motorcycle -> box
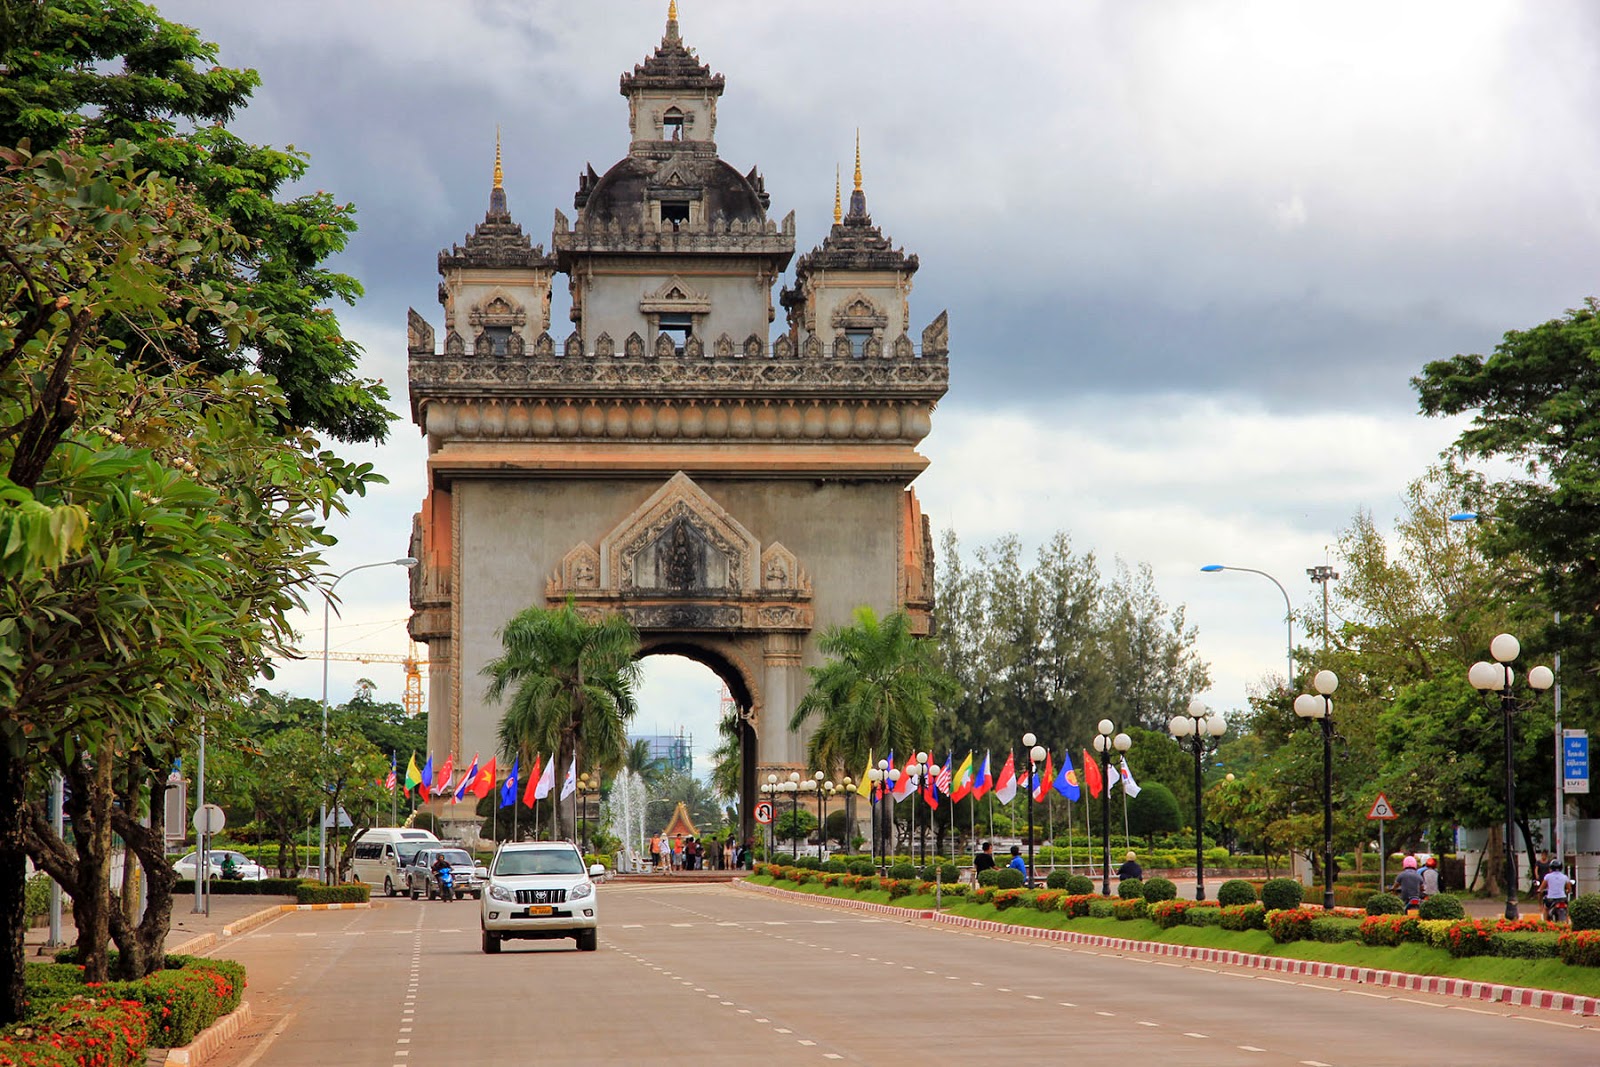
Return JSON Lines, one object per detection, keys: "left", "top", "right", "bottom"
{"left": 434, "top": 865, "right": 455, "bottom": 902}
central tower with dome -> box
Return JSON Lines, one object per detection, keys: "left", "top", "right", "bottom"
{"left": 406, "top": 4, "right": 949, "bottom": 840}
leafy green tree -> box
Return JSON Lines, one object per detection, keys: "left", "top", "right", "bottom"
{"left": 774, "top": 807, "right": 817, "bottom": 850}
{"left": 0, "top": 0, "right": 392, "bottom": 443}
{"left": 623, "top": 737, "right": 668, "bottom": 789}
{"left": 790, "top": 607, "right": 953, "bottom": 777}
{"left": 2, "top": 142, "right": 376, "bottom": 1005}
{"left": 1414, "top": 300, "right": 1600, "bottom": 727}
{"left": 1126, "top": 782, "right": 1182, "bottom": 843}
{"left": 657, "top": 770, "right": 724, "bottom": 832}
{"left": 484, "top": 600, "right": 641, "bottom": 839}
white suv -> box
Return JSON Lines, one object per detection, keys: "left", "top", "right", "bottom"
{"left": 480, "top": 841, "right": 605, "bottom": 953}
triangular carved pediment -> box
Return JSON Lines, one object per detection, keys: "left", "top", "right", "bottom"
{"left": 599, "top": 472, "right": 759, "bottom": 594}
{"left": 639, "top": 274, "right": 711, "bottom": 314}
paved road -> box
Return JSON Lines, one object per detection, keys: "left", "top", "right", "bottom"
{"left": 198, "top": 885, "right": 1597, "bottom": 1067}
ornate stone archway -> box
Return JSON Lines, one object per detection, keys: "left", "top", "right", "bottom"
{"left": 404, "top": 9, "right": 947, "bottom": 844}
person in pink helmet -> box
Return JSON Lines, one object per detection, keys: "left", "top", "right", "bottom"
{"left": 1390, "top": 854, "right": 1422, "bottom": 905}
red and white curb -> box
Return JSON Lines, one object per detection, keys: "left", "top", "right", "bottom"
{"left": 736, "top": 880, "right": 1599, "bottom": 1018}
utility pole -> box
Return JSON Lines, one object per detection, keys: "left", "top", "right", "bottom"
{"left": 1307, "top": 565, "right": 1338, "bottom": 652}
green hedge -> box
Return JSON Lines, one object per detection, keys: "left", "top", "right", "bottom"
{"left": 1418, "top": 893, "right": 1465, "bottom": 920}
{"left": 295, "top": 882, "right": 369, "bottom": 905}
{"left": 1568, "top": 893, "right": 1600, "bottom": 931}
{"left": 994, "top": 868, "right": 1025, "bottom": 890}
{"left": 1185, "top": 906, "right": 1223, "bottom": 927}
{"left": 1142, "top": 877, "right": 1177, "bottom": 902}
{"left": 1261, "top": 878, "right": 1303, "bottom": 911}
{"left": 1216, "top": 879, "right": 1256, "bottom": 906}
{"left": 1489, "top": 932, "right": 1562, "bottom": 960}
{"left": 1088, "top": 900, "right": 1116, "bottom": 918}
{"left": 1365, "top": 892, "right": 1403, "bottom": 915}
{"left": 21, "top": 955, "right": 245, "bottom": 1050}
{"left": 1220, "top": 904, "right": 1266, "bottom": 931}
{"left": 1117, "top": 878, "right": 1143, "bottom": 899}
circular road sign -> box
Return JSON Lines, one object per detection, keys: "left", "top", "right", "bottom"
{"left": 192, "top": 803, "right": 226, "bottom": 835}
{"left": 754, "top": 800, "right": 774, "bottom": 825}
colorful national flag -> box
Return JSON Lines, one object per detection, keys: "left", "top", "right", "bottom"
{"left": 385, "top": 757, "right": 397, "bottom": 792}
{"left": 971, "top": 750, "right": 992, "bottom": 800}
{"left": 523, "top": 753, "right": 545, "bottom": 808}
{"left": 1082, "top": 749, "right": 1103, "bottom": 799}
{"left": 404, "top": 753, "right": 422, "bottom": 796}
{"left": 1032, "top": 752, "right": 1054, "bottom": 804}
{"left": 559, "top": 755, "right": 577, "bottom": 801}
{"left": 453, "top": 753, "right": 481, "bottom": 803}
{"left": 1053, "top": 750, "right": 1081, "bottom": 801}
{"left": 936, "top": 753, "right": 953, "bottom": 796}
{"left": 501, "top": 758, "right": 520, "bottom": 807}
{"left": 893, "top": 756, "right": 918, "bottom": 800}
{"left": 433, "top": 755, "right": 454, "bottom": 794}
{"left": 856, "top": 751, "right": 874, "bottom": 798}
{"left": 994, "top": 751, "right": 1018, "bottom": 805}
{"left": 950, "top": 751, "right": 974, "bottom": 803}
{"left": 472, "top": 756, "right": 497, "bottom": 799}
{"left": 532, "top": 754, "right": 555, "bottom": 800}
{"left": 1118, "top": 755, "right": 1142, "bottom": 798}
{"left": 417, "top": 754, "right": 433, "bottom": 801}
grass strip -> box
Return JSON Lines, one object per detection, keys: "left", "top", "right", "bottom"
{"left": 746, "top": 877, "right": 1600, "bottom": 998}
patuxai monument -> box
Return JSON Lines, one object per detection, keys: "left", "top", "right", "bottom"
{"left": 405, "top": 5, "right": 948, "bottom": 839}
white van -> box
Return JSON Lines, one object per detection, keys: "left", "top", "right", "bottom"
{"left": 350, "top": 827, "right": 441, "bottom": 897}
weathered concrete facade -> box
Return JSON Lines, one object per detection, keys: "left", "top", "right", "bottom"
{"left": 405, "top": 7, "right": 948, "bottom": 836}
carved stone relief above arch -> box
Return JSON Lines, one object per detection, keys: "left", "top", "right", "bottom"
{"left": 564, "top": 331, "right": 584, "bottom": 358}
{"left": 892, "top": 332, "right": 914, "bottom": 360}
{"left": 468, "top": 293, "right": 528, "bottom": 331}
{"left": 444, "top": 329, "right": 465, "bottom": 356}
{"left": 533, "top": 331, "right": 554, "bottom": 358}
{"left": 625, "top": 331, "right": 645, "bottom": 359}
{"left": 714, "top": 333, "right": 734, "bottom": 359}
{"left": 802, "top": 334, "right": 822, "bottom": 359}
{"left": 832, "top": 334, "right": 852, "bottom": 360}
{"left": 685, "top": 334, "right": 705, "bottom": 359}
{"left": 595, "top": 331, "right": 615, "bottom": 358}
{"left": 743, "top": 334, "right": 763, "bottom": 359}
{"left": 654, "top": 332, "right": 675, "bottom": 358}
{"left": 862, "top": 336, "right": 883, "bottom": 359}
{"left": 544, "top": 472, "right": 813, "bottom": 634}
{"left": 772, "top": 334, "right": 794, "bottom": 359}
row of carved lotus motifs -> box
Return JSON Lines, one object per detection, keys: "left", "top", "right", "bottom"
{"left": 422, "top": 397, "right": 935, "bottom": 443}
{"left": 408, "top": 356, "right": 948, "bottom": 390}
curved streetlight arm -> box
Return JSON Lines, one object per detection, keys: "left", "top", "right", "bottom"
{"left": 318, "top": 557, "right": 417, "bottom": 883}
{"left": 1202, "top": 564, "right": 1294, "bottom": 685}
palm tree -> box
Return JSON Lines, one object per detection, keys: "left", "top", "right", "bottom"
{"left": 484, "top": 598, "right": 641, "bottom": 838}
{"left": 623, "top": 738, "right": 668, "bottom": 788}
{"left": 789, "top": 606, "right": 955, "bottom": 778}
{"left": 707, "top": 707, "right": 742, "bottom": 803}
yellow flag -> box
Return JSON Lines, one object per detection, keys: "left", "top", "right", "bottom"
{"left": 856, "top": 750, "right": 874, "bottom": 797}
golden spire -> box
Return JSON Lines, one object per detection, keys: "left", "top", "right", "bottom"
{"left": 493, "top": 126, "right": 503, "bottom": 190}
{"left": 669, "top": 0, "right": 678, "bottom": 19}
{"left": 853, "top": 129, "right": 862, "bottom": 191}
{"left": 833, "top": 165, "right": 842, "bottom": 224}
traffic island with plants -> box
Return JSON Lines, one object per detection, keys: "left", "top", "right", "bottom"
{"left": 1, "top": 954, "right": 247, "bottom": 1066}
{"left": 745, "top": 865, "right": 1600, "bottom": 1001}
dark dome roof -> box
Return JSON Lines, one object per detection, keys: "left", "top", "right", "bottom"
{"left": 577, "top": 155, "right": 766, "bottom": 227}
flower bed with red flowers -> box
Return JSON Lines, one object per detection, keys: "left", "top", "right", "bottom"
{"left": 1558, "top": 929, "right": 1600, "bottom": 967}
{"left": 1030, "top": 890, "right": 1064, "bottom": 913}
{"left": 1056, "top": 893, "right": 1099, "bottom": 918}
{"left": 20, "top": 956, "right": 245, "bottom": 1052}
{"left": 0, "top": 995, "right": 149, "bottom": 1067}
{"left": 880, "top": 878, "right": 913, "bottom": 900}
{"left": 1445, "top": 919, "right": 1495, "bottom": 958}
{"left": 991, "top": 889, "right": 1027, "bottom": 911}
{"left": 1265, "top": 907, "right": 1318, "bottom": 943}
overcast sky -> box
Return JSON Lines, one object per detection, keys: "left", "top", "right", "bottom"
{"left": 163, "top": 0, "right": 1600, "bottom": 779}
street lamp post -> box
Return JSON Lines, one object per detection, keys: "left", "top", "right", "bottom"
{"left": 1201, "top": 564, "right": 1294, "bottom": 687}
{"left": 868, "top": 762, "right": 885, "bottom": 868}
{"left": 1170, "top": 697, "right": 1227, "bottom": 900}
{"left": 911, "top": 752, "right": 931, "bottom": 866}
{"left": 766, "top": 774, "right": 778, "bottom": 861}
{"left": 1294, "top": 670, "right": 1340, "bottom": 911}
{"left": 840, "top": 776, "right": 854, "bottom": 854}
{"left": 813, "top": 771, "right": 827, "bottom": 861}
{"left": 1092, "top": 720, "right": 1132, "bottom": 895}
{"left": 1467, "top": 634, "right": 1555, "bottom": 920}
{"left": 885, "top": 765, "right": 901, "bottom": 867}
{"left": 788, "top": 771, "right": 801, "bottom": 859}
{"left": 1022, "top": 732, "right": 1046, "bottom": 887}
{"left": 320, "top": 557, "right": 417, "bottom": 883}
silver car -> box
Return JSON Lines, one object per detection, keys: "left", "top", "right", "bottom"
{"left": 405, "top": 847, "right": 486, "bottom": 900}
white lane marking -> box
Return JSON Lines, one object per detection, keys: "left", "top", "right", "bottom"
{"left": 1301, "top": 1060, "right": 1334, "bottom": 1066}
{"left": 1396, "top": 997, "right": 1446, "bottom": 1009}
{"left": 775, "top": 1028, "right": 792, "bottom": 1034}
{"left": 1238, "top": 1047, "right": 1266, "bottom": 1053}
{"left": 1183, "top": 1033, "right": 1208, "bottom": 1039}
{"left": 1059, "top": 1002, "right": 1076, "bottom": 1008}
{"left": 1509, "top": 1015, "right": 1584, "bottom": 1029}
{"left": 1343, "top": 990, "right": 1388, "bottom": 1000}
{"left": 1137, "top": 1021, "right": 1158, "bottom": 1028}
{"left": 1026, "top": 995, "right": 1042, "bottom": 1001}
{"left": 798, "top": 1039, "right": 816, "bottom": 1046}
{"left": 1095, "top": 1011, "right": 1115, "bottom": 1017}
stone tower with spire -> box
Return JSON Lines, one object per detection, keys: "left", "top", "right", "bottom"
{"left": 406, "top": 5, "right": 948, "bottom": 834}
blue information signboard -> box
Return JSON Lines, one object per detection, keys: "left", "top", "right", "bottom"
{"left": 1564, "top": 730, "right": 1589, "bottom": 795}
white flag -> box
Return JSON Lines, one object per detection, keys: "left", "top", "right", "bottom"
{"left": 559, "top": 754, "right": 577, "bottom": 800}
{"left": 533, "top": 754, "right": 556, "bottom": 800}
{"left": 1118, "top": 755, "right": 1142, "bottom": 798}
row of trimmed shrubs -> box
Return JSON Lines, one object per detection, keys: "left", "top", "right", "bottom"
{"left": 13, "top": 953, "right": 247, "bottom": 1062}
{"left": 173, "top": 878, "right": 369, "bottom": 904}
{"left": 776, "top": 850, "right": 1273, "bottom": 872}
{"left": 753, "top": 866, "right": 1600, "bottom": 970}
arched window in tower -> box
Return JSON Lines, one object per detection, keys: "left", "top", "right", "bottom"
{"left": 662, "top": 107, "right": 684, "bottom": 140}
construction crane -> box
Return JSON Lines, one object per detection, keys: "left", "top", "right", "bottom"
{"left": 311, "top": 644, "right": 429, "bottom": 718}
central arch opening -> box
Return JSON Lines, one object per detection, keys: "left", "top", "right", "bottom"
{"left": 632, "top": 644, "right": 758, "bottom": 860}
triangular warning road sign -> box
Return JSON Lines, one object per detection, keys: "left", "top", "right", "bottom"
{"left": 1366, "top": 793, "right": 1398, "bottom": 820}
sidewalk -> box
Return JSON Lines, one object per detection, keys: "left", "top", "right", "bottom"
{"left": 25, "top": 894, "right": 296, "bottom": 959}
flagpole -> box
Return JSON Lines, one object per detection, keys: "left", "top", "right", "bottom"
{"left": 1122, "top": 788, "right": 1130, "bottom": 849}
{"left": 1067, "top": 799, "right": 1075, "bottom": 875}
